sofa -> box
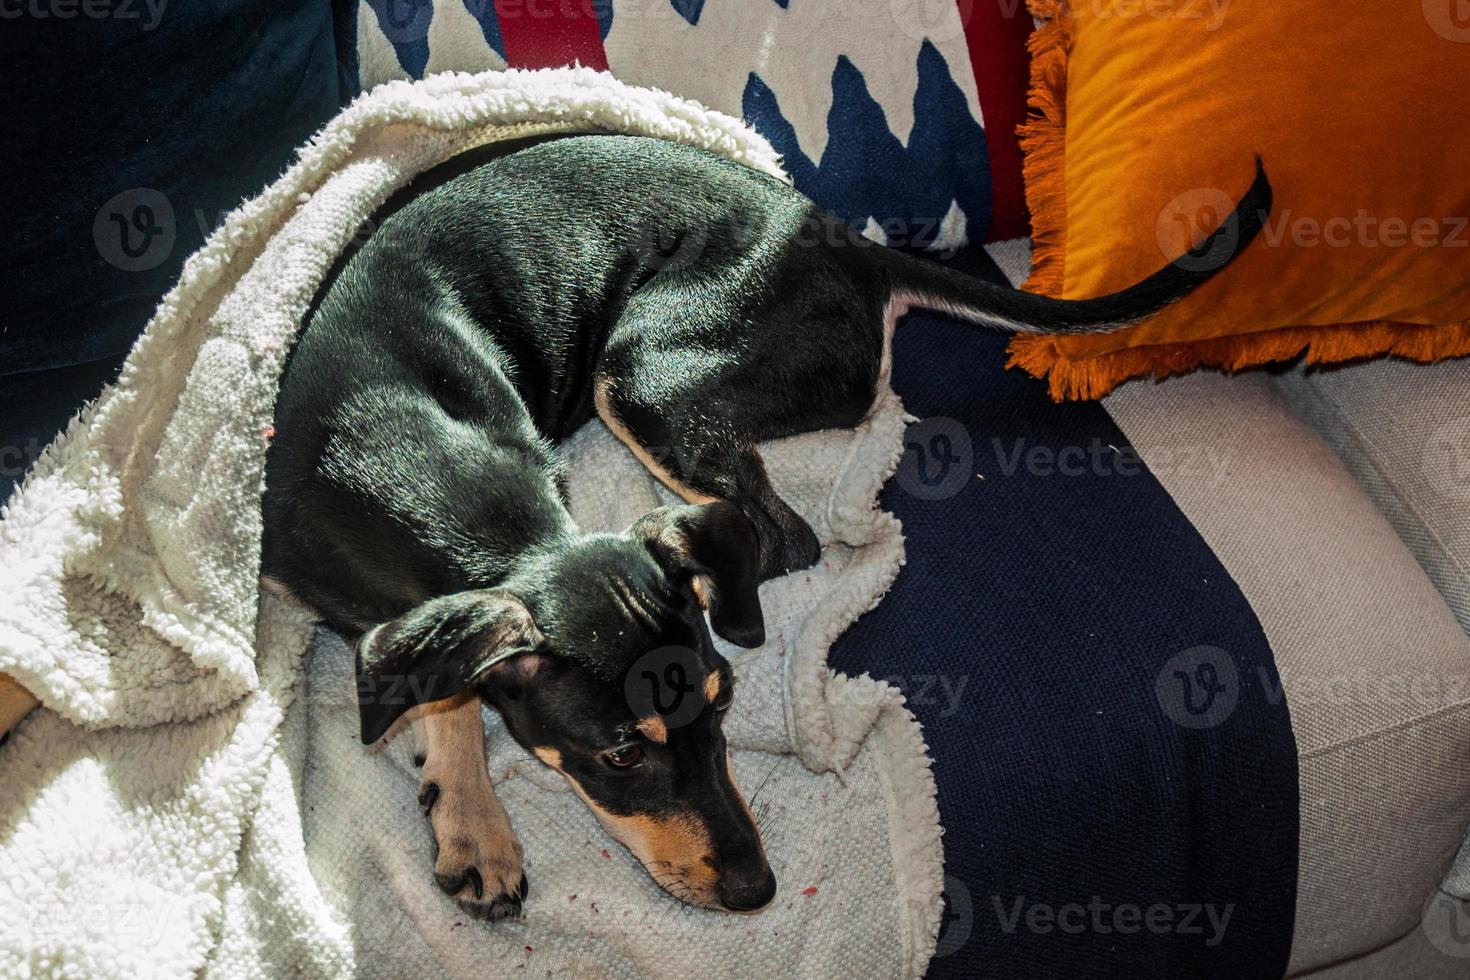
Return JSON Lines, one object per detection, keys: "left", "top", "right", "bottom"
{"left": 3, "top": 2, "right": 1468, "bottom": 977}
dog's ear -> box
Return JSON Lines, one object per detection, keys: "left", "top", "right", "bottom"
{"left": 634, "top": 502, "right": 765, "bottom": 648}
{"left": 355, "top": 589, "right": 543, "bottom": 744}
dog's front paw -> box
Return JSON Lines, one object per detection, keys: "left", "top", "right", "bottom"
{"left": 779, "top": 515, "right": 821, "bottom": 575}
{"left": 757, "top": 507, "right": 821, "bottom": 580}
{"left": 419, "top": 777, "right": 528, "bottom": 920}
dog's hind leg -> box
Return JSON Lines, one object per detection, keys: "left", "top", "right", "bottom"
{"left": 412, "top": 693, "right": 528, "bottom": 919}
{"left": 594, "top": 362, "right": 818, "bottom": 582}
{"left": 594, "top": 288, "right": 880, "bottom": 581}
{"left": 598, "top": 375, "right": 815, "bottom": 582}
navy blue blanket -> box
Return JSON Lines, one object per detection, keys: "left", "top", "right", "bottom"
{"left": 830, "top": 251, "right": 1299, "bottom": 978}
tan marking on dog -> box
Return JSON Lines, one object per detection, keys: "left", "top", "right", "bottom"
{"left": 258, "top": 574, "right": 319, "bottom": 614}
{"left": 637, "top": 715, "right": 669, "bottom": 744}
{"left": 413, "top": 693, "right": 525, "bottom": 914}
{"left": 558, "top": 773, "right": 723, "bottom": 908}
{"left": 594, "top": 376, "right": 717, "bottom": 505}
{"left": 689, "top": 575, "right": 710, "bottom": 609}
{"left": 532, "top": 746, "right": 563, "bottom": 768}
{"left": 0, "top": 672, "right": 38, "bottom": 741}
{"left": 877, "top": 293, "right": 909, "bottom": 385}
{"left": 704, "top": 671, "right": 722, "bottom": 704}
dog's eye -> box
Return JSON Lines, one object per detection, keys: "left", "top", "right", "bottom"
{"left": 602, "top": 744, "right": 645, "bottom": 769}
{"left": 714, "top": 687, "right": 734, "bottom": 713}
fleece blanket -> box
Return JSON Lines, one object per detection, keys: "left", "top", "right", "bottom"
{"left": 0, "top": 68, "right": 941, "bottom": 978}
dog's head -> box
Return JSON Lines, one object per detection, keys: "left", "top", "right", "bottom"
{"left": 355, "top": 502, "right": 776, "bottom": 913}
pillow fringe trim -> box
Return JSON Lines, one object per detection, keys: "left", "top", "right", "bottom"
{"left": 1009, "top": 321, "right": 1470, "bottom": 402}
{"left": 1016, "top": 0, "right": 1070, "bottom": 299}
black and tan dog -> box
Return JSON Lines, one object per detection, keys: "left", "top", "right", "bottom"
{"left": 261, "top": 134, "right": 1269, "bottom": 919}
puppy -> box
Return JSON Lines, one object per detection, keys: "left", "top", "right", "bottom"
{"left": 261, "top": 134, "right": 1269, "bottom": 918}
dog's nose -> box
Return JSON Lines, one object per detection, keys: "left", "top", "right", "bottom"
{"left": 717, "top": 866, "right": 777, "bottom": 912}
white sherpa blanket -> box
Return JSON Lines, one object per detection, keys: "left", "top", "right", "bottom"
{"left": 0, "top": 68, "right": 941, "bottom": 979}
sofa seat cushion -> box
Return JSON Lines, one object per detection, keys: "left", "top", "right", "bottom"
{"left": 1274, "top": 358, "right": 1470, "bottom": 638}
{"left": 1106, "top": 372, "right": 1470, "bottom": 975}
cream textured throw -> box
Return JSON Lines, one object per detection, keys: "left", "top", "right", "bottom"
{"left": 0, "top": 68, "right": 941, "bottom": 978}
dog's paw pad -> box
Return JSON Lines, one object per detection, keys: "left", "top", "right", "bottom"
{"left": 418, "top": 770, "right": 525, "bottom": 919}
{"left": 469, "top": 889, "right": 525, "bottom": 922}
{"left": 434, "top": 864, "right": 484, "bottom": 899}
{"left": 783, "top": 519, "right": 821, "bottom": 573}
{"left": 430, "top": 830, "right": 527, "bottom": 920}
{"left": 439, "top": 866, "right": 529, "bottom": 920}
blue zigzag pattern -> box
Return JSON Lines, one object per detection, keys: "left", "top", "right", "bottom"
{"left": 672, "top": 0, "right": 785, "bottom": 28}
{"left": 365, "top": 0, "right": 435, "bottom": 78}
{"left": 669, "top": 0, "right": 704, "bottom": 25}
{"left": 367, "top": 0, "right": 615, "bottom": 79}
{"left": 363, "top": 7, "right": 987, "bottom": 246}
{"left": 743, "top": 41, "right": 991, "bottom": 248}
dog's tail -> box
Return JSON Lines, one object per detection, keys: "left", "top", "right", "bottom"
{"left": 883, "top": 157, "right": 1271, "bottom": 335}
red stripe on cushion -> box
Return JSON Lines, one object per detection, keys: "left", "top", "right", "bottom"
{"left": 959, "top": 0, "right": 1034, "bottom": 241}
{"left": 492, "top": 0, "right": 608, "bottom": 72}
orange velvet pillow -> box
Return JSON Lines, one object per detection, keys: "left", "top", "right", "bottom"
{"left": 1010, "top": 0, "right": 1470, "bottom": 400}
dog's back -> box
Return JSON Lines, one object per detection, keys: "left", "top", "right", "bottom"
{"left": 262, "top": 135, "right": 804, "bottom": 635}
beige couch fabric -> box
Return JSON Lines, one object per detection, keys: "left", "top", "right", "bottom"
{"left": 1274, "top": 358, "right": 1470, "bottom": 637}
{"left": 1105, "top": 372, "right": 1470, "bottom": 976}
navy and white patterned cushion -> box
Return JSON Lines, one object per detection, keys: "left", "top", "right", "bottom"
{"left": 357, "top": 0, "right": 1033, "bottom": 250}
